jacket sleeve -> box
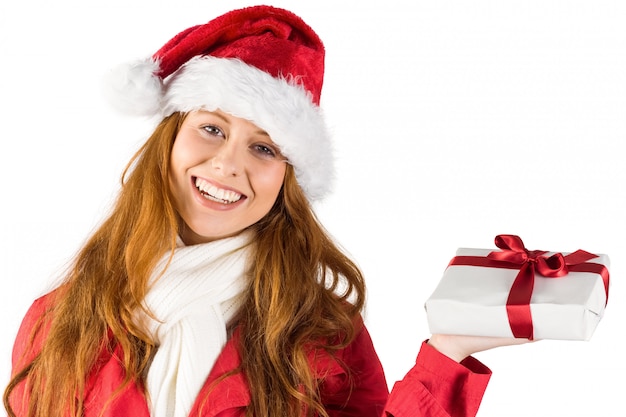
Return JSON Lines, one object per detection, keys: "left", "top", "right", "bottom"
{"left": 383, "top": 341, "right": 491, "bottom": 417}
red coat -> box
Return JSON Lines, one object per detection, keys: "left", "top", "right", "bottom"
{"left": 9, "top": 293, "right": 491, "bottom": 417}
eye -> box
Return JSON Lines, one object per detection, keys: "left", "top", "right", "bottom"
{"left": 201, "top": 125, "right": 225, "bottom": 138}
{"left": 251, "top": 143, "right": 279, "bottom": 160}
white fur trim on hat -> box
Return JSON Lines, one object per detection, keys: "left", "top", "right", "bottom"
{"left": 161, "top": 56, "right": 334, "bottom": 202}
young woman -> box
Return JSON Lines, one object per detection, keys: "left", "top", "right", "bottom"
{"left": 4, "top": 5, "right": 528, "bottom": 417}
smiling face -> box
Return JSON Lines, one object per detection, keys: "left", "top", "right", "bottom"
{"left": 169, "top": 110, "right": 287, "bottom": 245}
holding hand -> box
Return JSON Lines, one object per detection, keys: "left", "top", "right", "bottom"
{"left": 427, "top": 333, "right": 535, "bottom": 362}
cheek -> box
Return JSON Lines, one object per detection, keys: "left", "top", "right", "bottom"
{"left": 251, "top": 164, "right": 285, "bottom": 204}
{"left": 170, "top": 132, "right": 208, "bottom": 168}
{"left": 168, "top": 152, "right": 183, "bottom": 189}
{"left": 264, "top": 165, "right": 287, "bottom": 196}
{"left": 168, "top": 143, "right": 193, "bottom": 198}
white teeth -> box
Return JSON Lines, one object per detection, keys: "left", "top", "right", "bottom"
{"left": 195, "top": 178, "right": 242, "bottom": 203}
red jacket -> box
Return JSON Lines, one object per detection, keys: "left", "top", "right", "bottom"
{"left": 9, "top": 293, "right": 491, "bottom": 417}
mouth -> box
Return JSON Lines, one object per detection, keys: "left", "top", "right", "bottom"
{"left": 194, "top": 177, "right": 244, "bottom": 204}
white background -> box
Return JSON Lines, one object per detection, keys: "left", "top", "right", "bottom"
{"left": 1, "top": 1, "right": 624, "bottom": 416}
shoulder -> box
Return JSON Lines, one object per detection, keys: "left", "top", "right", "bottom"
{"left": 11, "top": 289, "right": 60, "bottom": 371}
{"left": 337, "top": 316, "right": 387, "bottom": 384}
{"left": 315, "top": 316, "right": 390, "bottom": 412}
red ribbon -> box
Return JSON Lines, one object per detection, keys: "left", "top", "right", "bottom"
{"left": 448, "top": 235, "right": 610, "bottom": 340}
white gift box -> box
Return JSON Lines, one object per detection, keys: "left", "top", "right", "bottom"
{"left": 425, "top": 246, "right": 610, "bottom": 341}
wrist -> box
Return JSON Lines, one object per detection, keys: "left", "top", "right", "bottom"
{"left": 427, "top": 334, "right": 469, "bottom": 363}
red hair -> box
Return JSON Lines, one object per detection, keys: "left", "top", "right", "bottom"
{"left": 4, "top": 113, "right": 366, "bottom": 417}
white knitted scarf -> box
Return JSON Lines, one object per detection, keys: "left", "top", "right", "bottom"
{"left": 138, "top": 231, "right": 252, "bottom": 417}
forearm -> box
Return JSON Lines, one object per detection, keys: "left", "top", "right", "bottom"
{"left": 384, "top": 341, "right": 491, "bottom": 417}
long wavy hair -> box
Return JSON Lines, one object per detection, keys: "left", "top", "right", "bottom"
{"left": 4, "top": 112, "right": 366, "bottom": 417}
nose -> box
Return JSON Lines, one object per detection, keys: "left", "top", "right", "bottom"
{"left": 210, "top": 139, "right": 243, "bottom": 177}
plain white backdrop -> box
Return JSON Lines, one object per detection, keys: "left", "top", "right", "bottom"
{"left": 1, "top": 1, "right": 624, "bottom": 416}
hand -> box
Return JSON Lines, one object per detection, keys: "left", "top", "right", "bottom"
{"left": 427, "top": 333, "right": 535, "bottom": 363}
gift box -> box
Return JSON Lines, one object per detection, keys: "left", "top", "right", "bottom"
{"left": 424, "top": 235, "right": 610, "bottom": 340}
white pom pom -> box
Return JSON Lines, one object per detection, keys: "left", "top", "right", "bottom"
{"left": 101, "top": 58, "right": 163, "bottom": 116}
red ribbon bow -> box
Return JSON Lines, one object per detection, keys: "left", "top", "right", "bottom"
{"left": 449, "top": 235, "right": 609, "bottom": 340}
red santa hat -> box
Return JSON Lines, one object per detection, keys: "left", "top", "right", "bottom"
{"left": 103, "top": 5, "right": 333, "bottom": 201}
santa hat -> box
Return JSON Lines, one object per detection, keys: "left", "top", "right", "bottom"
{"left": 103, "top": 5, "right": 333, "bottom": 201}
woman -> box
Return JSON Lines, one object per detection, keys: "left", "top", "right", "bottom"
{"left": 4, "top": 5, "right": 527, "bottom": 417}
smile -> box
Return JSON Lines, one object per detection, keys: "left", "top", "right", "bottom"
{"left": 194, "top": 177, "right": 243, "bottom": 204}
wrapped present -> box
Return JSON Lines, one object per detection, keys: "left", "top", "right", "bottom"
{"left": 424, "top": 235, "right": 610, "bottom": 340}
